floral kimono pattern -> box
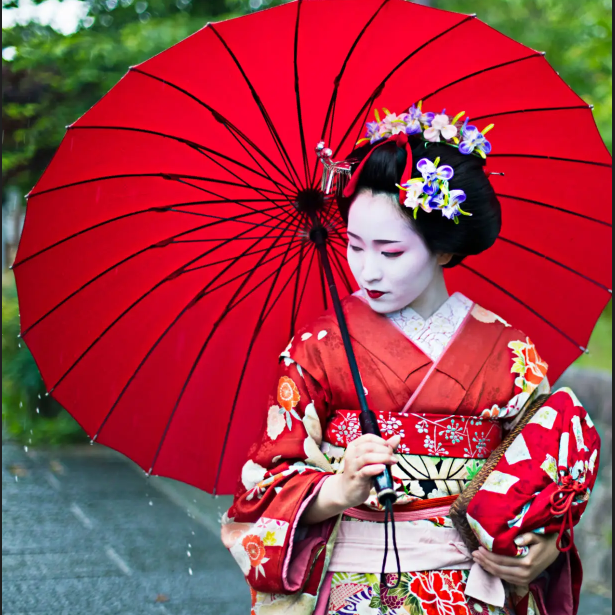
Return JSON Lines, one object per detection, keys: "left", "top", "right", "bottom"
{"left": 221, "top": 293, "right": 598, "bottom": 615}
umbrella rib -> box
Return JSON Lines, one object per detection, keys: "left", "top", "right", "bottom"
{"left": 317, "top": 0, "right": 391, "bottom": 163}
{"left": 328, "top": 240, "right": 354, "bottom": 295}
{"left": 290, "top": 238, "right": 308, "bottom": 337}
{"left": 27, "top": 172, "right": 284, "bottom": 201}
{"left": 147, "top": 218, "right": 304, "bottom": 476}
{"left": 490, "top": 154, "right": 612, "bottom": 169}
{"left": 293, "top": 0, "right": 310, "bottom": 185}
{"left": 91, "top": 216, "right": 302, "bottom": 443}
{"left": 470, "top": 105, "right": 593, "bottom": 123}
{"left": 496, "top": 193, "right": 613, "bottom": 228}
{"left": 68, "top": 125, "right": 295, "bottom": 196}
{"left": 166, "top": 206, "right": 302, "bottom": 236}
{"left": 225, "top": 125, "right": 297, "bottom": 199}
{"left": 189, "top": 143, "right": 295, "bottom": 202}
{"left": 14, "top": 199, "right": 294, "bottom": 271}
{"left": 497, "top": 236, "right": 612, "bottom": 293}
{"left": 183, "top": 238, "right": 303, "bottom": 274}
{"left": 316, "top": 248, "right": 328, "bottom": 311}
{"left": 207, "top": 26, "right": 305, "bottom": 190}
{"left": 296, "top": 247, "right": 321, "bottom": 329}
{"left": 290, "top": 245, "right": 317, "bottom": 336}
{"left": 212, "top": 243, "right": 316, "bottom": 493}
{"left": 20, "top": 205, "right": 292, "bottom": 337}
{"left": 130, "top": 67, "right": 297, "bottom": 187}
{"left": 460, "top": 263, "right": 589, "bottom": 352}
{"left": 419, "top": 52, "right": 544, "bottom": 103}
{"left": 187, "top": 145, "right": 296, "bottom": 210}
{"left": 170, "top": 175, "right": 297, "bottom": 220}
{"left": 332, "top": 14, "right": 476, "bottom": 159}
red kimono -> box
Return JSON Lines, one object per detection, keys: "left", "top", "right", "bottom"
{"left": 221, "top": 293, "right": 599, "bottom": 615}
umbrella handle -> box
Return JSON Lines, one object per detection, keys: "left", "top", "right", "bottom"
{"left": 359, "top": 409, "right": 398, "bottom": 506}
{"left": 310, "top": 223, "right": 398, "bottom": 507}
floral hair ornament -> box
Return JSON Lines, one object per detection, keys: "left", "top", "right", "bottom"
{"left": 397, "top": 157, "right": 471, "bottom": 224}
{"left": 357, "top": 102, "right": 495, "bottom": 160}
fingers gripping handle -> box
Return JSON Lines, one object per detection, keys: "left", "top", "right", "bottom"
{"left": 359, "top": 410, "right": 398, "bottom": 506}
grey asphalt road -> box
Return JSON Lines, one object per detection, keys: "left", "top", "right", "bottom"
{"left": 2, "top": 442, "right": 251, "bottom": 615}
{"left": 3, "top": 441, "right": 611, "bottom": 615}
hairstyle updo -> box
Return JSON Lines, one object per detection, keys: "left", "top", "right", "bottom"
{"left": 337, "top": 136, "right": 502, "bottom": 268}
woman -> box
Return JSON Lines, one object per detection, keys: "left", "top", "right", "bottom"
{"left": 221, "top": 111, "right": 599, "bottom": 615}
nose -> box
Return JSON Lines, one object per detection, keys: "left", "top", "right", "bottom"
{"left": 362, "top": 252, "right": 383, "bottom": 285}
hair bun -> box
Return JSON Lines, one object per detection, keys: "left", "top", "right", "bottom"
{"left": 337, "top": 138, "right": 501, "bottom": 267}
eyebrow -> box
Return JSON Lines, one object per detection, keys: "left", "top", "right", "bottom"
{"left": 347, "top": 231, "right": 402, "bottom": 245}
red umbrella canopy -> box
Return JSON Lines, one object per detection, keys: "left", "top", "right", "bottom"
{"left": 14, "top": 0, "right": 612, "bottom": 495}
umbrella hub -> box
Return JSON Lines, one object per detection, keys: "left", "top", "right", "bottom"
{"left": 294, "top": 188, "right": 326, "bottom": 217}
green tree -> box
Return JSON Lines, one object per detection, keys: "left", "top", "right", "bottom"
{"left": 2, "top": 0, "right": 288, "bottom": 198}
{"left": 434, "top": 0, "right": 612, "bottom": 149}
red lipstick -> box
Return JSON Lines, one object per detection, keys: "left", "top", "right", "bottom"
{"left": 366, "top": 290, "right": 387, "bottom": 300}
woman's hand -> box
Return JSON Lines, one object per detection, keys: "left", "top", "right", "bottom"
{"left": 472, "top": 533, "right": 560, "bottom": 586}
{"left": 301, "top": 434, "right": 400, "bottom": 525}
{"left": 338, "top": 434, "right": 400, "bottom": 509}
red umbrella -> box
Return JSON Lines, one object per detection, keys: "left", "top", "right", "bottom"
{"left": 14, "top": 0, "right": 612, "bottom": 496}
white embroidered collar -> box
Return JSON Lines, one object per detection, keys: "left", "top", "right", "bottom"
{"left": 385, "top": 292, "right": 473, "bottom": 361}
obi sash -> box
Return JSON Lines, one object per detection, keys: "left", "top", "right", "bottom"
{"left": 325, "top": 516, "right": 506, "bottom": 608}
{"left": 325, "top": 410, "right": 503, "bottom": 459}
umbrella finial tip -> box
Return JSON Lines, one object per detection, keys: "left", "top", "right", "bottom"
{"left": 581, "top": 347, "right": 590, "bottom": 355}
{"left": 608, "top": 288, "right": 612, "bottom": 294}
{"left": 470, "top": 13, "right": 477, "bottom": 17}
{"left": 540, "top": 51, "right": 547, "bottom": 56}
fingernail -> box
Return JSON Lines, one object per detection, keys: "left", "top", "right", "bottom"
{"left": 514, "top": 537, "right": 525, "bottom": 546}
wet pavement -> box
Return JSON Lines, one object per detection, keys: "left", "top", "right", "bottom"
{"left": 3, "top": 441, "right": 611, "bottom": 614}
{"left": 2, "top": 442, "right": 251, "bottom": 614}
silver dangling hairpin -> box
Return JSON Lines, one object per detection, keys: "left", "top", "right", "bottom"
{"left": 316, "top": 142, "right": 352, "bottom": 196}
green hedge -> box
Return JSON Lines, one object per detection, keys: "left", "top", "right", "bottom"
{"left": 2, "top": 274, "right": 85, "bottom": 445}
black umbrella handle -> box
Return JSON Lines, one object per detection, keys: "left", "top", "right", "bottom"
{"left": 310, "top": 225, "right": 397, "bottom": 506}
{"left": 359, "top": 409, "right": 398, "bottom": 505}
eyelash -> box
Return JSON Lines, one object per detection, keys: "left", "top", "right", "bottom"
{"left": 349, "top": 246, "right": 404, "bottom": 259}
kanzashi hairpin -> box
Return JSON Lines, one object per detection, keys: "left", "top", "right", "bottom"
{"left": 397, "top": 157, "right": 472, "bottom": 224}
{"left": 316, "top": 142, "right": 352, "bottom": 196}
{"left": 358, "top": 102, "right": 495, "bottom": 160}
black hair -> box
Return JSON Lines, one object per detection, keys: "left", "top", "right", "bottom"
{"left": 337, "top": 136, "right": 501, "bottom": 267}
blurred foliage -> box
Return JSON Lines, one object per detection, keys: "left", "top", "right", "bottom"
{"left": 2, "top": 0, "right": 611, "bottom": 197}
{"left": 2, "top": 0, "right": 289, "bottom": 197}
{"left": 2, "top": 273, "right": 85, "bottom": 444}
{"left": 436, "top": 0, "right": 613, "bottom": 151}
{"left": 576, "top": 301, "right": 612, "bottom": 373}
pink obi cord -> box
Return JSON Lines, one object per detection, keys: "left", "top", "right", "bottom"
{"left": 314, "top": 505, "right": 506, "bottom": 614}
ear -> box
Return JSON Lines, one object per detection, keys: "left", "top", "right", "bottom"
{"left": 437, "top": 253, "right": 454, "bottom": 266}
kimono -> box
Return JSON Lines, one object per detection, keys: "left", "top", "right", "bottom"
{"left": 221, "top": 292, "right": 599, "bottom": 615}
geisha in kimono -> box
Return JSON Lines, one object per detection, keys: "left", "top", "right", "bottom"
{"left": 221, "top": 108, "right": 601, "bottom": 615}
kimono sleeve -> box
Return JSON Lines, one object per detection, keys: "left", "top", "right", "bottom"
{"left": 221, "top": 349, "right": 338, "bottom": 596}
{"left": 467, "top": 384, "right": 601, "bottom": 558}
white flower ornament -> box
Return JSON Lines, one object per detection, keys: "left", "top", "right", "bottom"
{"left": 424, "top": 113, "right": 458, "bottom": 142}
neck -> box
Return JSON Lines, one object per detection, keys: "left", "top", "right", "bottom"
{"left": 409, "top": 267, "right": 450, "bottom": 320}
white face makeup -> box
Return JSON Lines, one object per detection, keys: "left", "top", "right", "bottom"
{"left": 346, "top": 191, "right": 440, "bottom": 314}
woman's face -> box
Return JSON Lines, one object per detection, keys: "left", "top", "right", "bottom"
{"left": 346, "top": 191, "right": 439, "bottom": 314}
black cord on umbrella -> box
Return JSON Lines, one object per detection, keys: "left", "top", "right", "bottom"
{"left": 381, "top": 499, "right": 402, "bottom": 590}
{"left": 307, "top": 217, "right": 402, "bottom": 591}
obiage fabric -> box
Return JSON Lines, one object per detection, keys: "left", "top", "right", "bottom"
{"left": 221, "top": 293, "right": 599, "bottom": 615}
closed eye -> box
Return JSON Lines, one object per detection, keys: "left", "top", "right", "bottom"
{"left": 382, "top": 251, "right": 404, "bottom": 258}
{"left": 349, "top": 245, "right": 363, "bottom": 252}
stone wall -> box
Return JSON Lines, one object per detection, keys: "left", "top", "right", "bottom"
{"left": 556, "top": 368, "right": 612, "bottom": 596}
